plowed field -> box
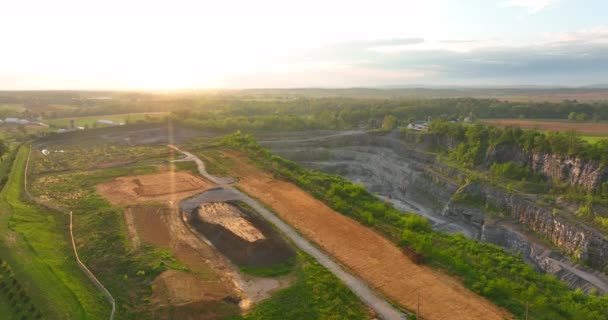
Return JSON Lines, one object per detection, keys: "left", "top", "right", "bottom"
{"left": 96, "top": 171, "right": 211, "bottom": 204}
{"left": 480, "top": 119, "right": 608, "bottom": 135}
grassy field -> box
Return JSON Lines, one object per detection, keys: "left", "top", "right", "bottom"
{"left": 44, "top": 112, "right": 168, "bottom": 128}
{"left": 30, "top": 164, "right": 195, "bottom": 319}
{"left": 0, "top": 104, "right": 26, "bottom": 114}
{"left": 31, "top": 144, "right": 171, "bottom": 174}
{"left": 231, "top": 253, "right": 370, "bottom": 320}
{"left": 0, "top": 146, "right": 109, "bottom": 319}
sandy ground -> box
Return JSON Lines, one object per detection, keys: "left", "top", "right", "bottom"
{"left": 96, "top": 168, "right": 293, "bottom": 315}
{"left": 197, "top": 203, "right": 266, "bottom": 242}
{"left": 96, "top": 171, "right": 211, "bottom": 205}
{"left": 222, "top": 150, "right": 512, "bottom": 320}
{"left": 481, "top": 119, "right": 608, "bottom": 135}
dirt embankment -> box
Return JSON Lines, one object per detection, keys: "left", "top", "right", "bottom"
{"left": 221, "top": 150, "right": 511, "bottom": 320}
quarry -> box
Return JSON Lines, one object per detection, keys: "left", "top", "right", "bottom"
{"left": 258, "top": 130, "right": 608, "bottom": 295}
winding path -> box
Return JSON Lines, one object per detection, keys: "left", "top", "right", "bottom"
{"left": 169, "top": 145, "right": 407, "bottom": 320}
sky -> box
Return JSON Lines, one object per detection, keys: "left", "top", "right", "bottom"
{"left": 1, "top": 0, "right": 608, "bottom": 89}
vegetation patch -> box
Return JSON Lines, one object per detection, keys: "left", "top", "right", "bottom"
{"left": 29, "top": 164, "right": 195, "bottom": 319}
{"left": 230, "top": 253, "right": 369, "bottom": 320}
{"left": 0, "top": 146, "right": 109, "bottom": 319}
{"left": 31, "top": 144, "right": 171, "bottom": 174}
{"left": 0, "top": 258, "right": 42, "bottom": 319}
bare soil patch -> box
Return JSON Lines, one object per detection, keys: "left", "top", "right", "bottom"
{"left": 481, "top": 119, "right": 608, "bottom": 135}
{"left": 151, "top": 269, "right": 237, "bottom": 320}
{"left": 96, "top": 171, "right": 211, "bottom": 205}
{"left": 152, "top": 269, "right": 227, "bottom": 305}
{"left": 127, "top": 205, "right": 172, "bottom": 248}
{"left": 222, "top": 150, "right": 511, "bottom": 320}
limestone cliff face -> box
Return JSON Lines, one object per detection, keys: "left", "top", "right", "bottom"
{"left": 531, "top": 153, "right": 608, "bottom": 191}
{"left": 460, "top": 182, "right": 608, "bottom": 271}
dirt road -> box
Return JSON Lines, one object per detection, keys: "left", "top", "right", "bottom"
{"left": 169, "top": 145, "right": 407, "bottom": 320}
{"left": 211, "top": 149, "right": 511, "bottom": 320}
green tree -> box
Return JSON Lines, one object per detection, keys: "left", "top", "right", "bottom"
{"left": 575, "top": 113, "right": 588, "bottom": 121}
{"left": 381, "top": 115, "right": 398, "bottom": 131}
{"left": 0, "top": 139, "right": 7, "bottom": 159}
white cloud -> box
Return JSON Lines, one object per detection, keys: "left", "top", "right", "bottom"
{"left": 544, "top": 26, "right": 608, "bottom": 44}
{"left": 501, "top": 0, "right": 554, "bottom": 13}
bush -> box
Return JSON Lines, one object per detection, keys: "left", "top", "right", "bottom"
{"left": 490, "top": 162, "right": 533, "bottom": 180}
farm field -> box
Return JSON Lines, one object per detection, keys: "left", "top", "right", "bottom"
{"left": 214, "top": 149, "right": 511, "bottom": 320}
{"left": 44, "top": 112, "right": 168, "bottom": 128}
{"left": 480, "top": 118, "right": 608, "bottom": 139}
{"left": 0, "top": 124, "right": 50, "bottom": 139}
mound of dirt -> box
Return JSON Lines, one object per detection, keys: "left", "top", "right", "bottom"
{"left": 188, "top": 202, "right": 295, "bottom": 268}
{"left": 97, "top": 171, "right": 211, "bottom": 205}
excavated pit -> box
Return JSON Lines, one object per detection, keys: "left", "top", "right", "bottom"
{"left": 185, "top": 200, "right": 295, "bottom": 268}
{"left": 256, "top": 130, "right": 608, "bottom": 294}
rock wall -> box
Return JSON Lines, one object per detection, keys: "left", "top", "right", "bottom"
{"left": 482, "top": 222, "right": 608, "bottom": 293}
{"left": 531, "top": 152, "right": 608, "bottom": 190}
{"left": 461, "top": 182, "right": 608, "bottom": 271}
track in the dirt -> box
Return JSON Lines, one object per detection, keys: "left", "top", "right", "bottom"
{"left": 168, "top": 145, "right": 407, "bottom": 320}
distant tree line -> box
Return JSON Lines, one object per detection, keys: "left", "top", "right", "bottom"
{"left": 166, "top": 97, "right": 608, "bottom": 132}
{"left": 6, "top": 90, "right": 608, "bottom": 122}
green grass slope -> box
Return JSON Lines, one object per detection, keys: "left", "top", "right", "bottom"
{"left": 0, "top": 146, "right": 109, "bottom": 319}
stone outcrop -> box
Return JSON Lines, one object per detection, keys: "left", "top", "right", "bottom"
{"left": 460, "top": 182, "right": 608, "bottom": 271}
{"left": 531, "top": 153, "right": 608, "bottom": 191}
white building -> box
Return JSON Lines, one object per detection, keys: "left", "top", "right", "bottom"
{"left": 97, "top": 119, "right": 116, "bottom": 125}
{"left": 406, "top": 122, "right": 428, "bottom": 131}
